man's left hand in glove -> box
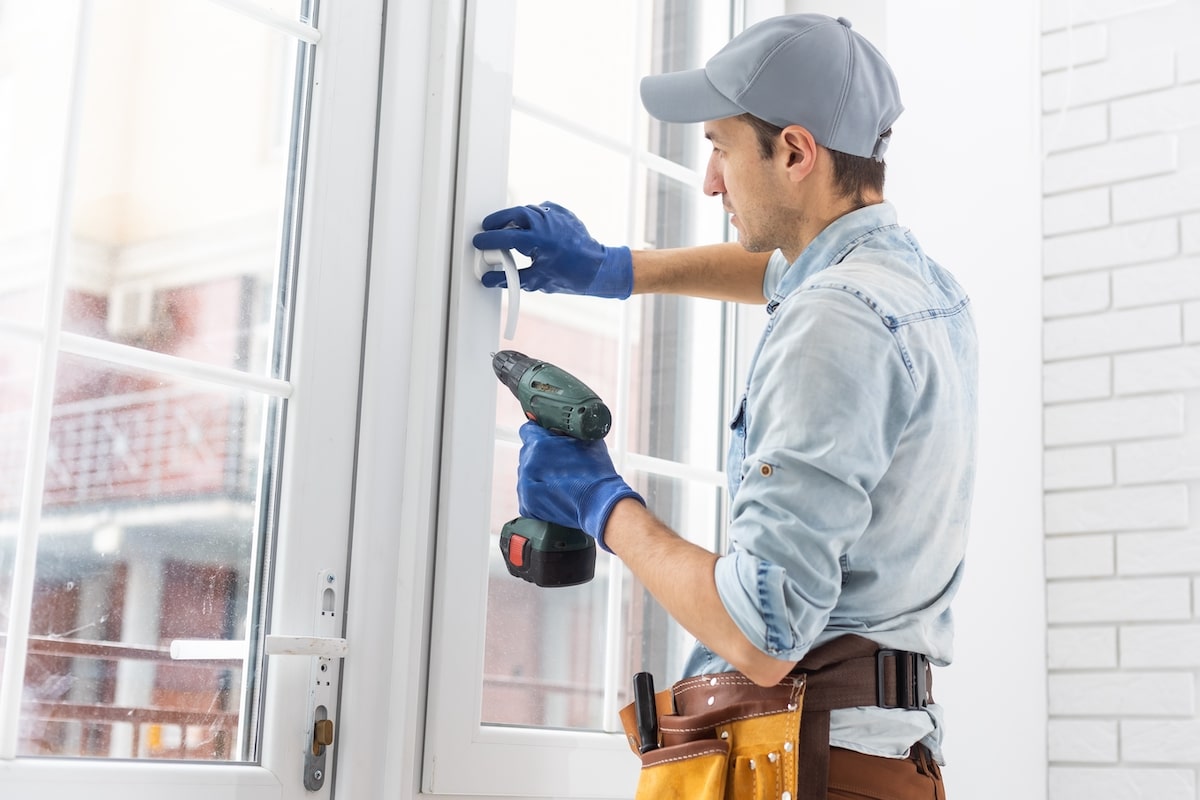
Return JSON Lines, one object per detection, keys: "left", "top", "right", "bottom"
{"left": 516, "top": 422, "right": 644, "bottom": 552}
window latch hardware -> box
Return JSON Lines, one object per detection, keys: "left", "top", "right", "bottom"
{"left": 169, "top": 569, "right": 347, "bottom": 790}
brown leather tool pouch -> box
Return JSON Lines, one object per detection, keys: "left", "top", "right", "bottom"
{"left": 618, "top": 635, "right": 934, "bottom": 799}
{"left": 620, "top": 674, "right": 805, "bottom": 800}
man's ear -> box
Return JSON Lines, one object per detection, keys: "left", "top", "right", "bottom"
{"left": 780, "top": 125, "right": 817, "bottom": 182}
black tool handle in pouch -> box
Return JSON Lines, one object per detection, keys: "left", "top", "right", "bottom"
{"left": 633, "top": 672, "right": 659, "bottom": 753}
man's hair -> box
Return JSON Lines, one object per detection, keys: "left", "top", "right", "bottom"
{"left": 739, "top": 114, "right": 886, "bottom": 207}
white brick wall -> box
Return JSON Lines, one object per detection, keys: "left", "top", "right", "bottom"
{"left": 1045, "top": 188, "right": 1111, "bottom": 236}
{"left": 1041, "top": 49, "right": 1174, "bottom": 112}
{"left": 1047, "top": 671, "right": 1194, "bottom": 715}
{"left": 1043, "top": 396, "right": 1184, "bottom": 445}
{"left": 1045, "top": 104, "right": 1110, "bottom": 153}
{"left": 1041, "top": 25, "right": 1108, "bottom": 72}
{"left": 1049, "top": 718, "right": 1119, "bottom": 762}
{"left": 1112, "top": 259, "right": 1200, "bottom": 308}
{"left": 1043, "top": 218, "right": 1179, "bottom": 274}
{"left": 1184, "top": 213, "right": 1200, "bottom": 253}
{"left": 1049, "top": 768, "right": 1195, "bottom": 800}
{"left": 1047, "top": 577, "right": 1191, "bottom": 622}
{"left": 1043, "top": 136, "right": 1177, "bottom": 196}
{"left": 1043, "top": 3, "right": 1200, "bottom": 797}
{"left": 1045, "top": 445, "right": 1114, "bottom": 489}
{"left": 1048, "top": 626, "right": 1117, "bottom": 669}
{"left": 1045, "top": 357, "right": 1112, "bottom": 402}
{"left": 1041, "top": 0, "right": 1176, "bottom": 31}
{"left": 1117, "top": 531, "right": 1200, "bottom": 574}
{"left": 1113, "top": 172, "right": 1200, "bottom": 222}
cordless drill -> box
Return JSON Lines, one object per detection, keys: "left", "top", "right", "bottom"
{"left": 492, "top": 350, "right": 611, "bottom": 587}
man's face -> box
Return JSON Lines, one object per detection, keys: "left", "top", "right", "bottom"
{"left": 702, "top": 116, "right": 797, "bottom": 254}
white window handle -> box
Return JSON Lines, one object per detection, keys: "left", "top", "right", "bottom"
{"left": 475, "top": 246, "right": 520, "bottom": 340}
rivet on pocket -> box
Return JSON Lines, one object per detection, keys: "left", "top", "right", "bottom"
{"left": 759, "top": 463, "right": 773, "bottom": 477}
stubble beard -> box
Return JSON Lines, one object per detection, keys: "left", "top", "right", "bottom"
{"left": 736, "top": 208, "right": 803, "bottom": 256}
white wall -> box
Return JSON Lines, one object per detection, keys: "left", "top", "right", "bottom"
{"left": 787, "top": 1, "right": 1048, "bottom": 798}
{"left": 886, "top": 6, "right": 1046, "bottom": 799}
{"left": 1040, "top": 1, "right": 1200, "bottom": 798}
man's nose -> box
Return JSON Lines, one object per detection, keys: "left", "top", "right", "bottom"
{"left": 703, "top": 154, "right": 724, "bottom": 197}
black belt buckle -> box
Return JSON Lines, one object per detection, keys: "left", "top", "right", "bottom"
{"left": 875, "top": 649, "right": 928, "bottom": 710}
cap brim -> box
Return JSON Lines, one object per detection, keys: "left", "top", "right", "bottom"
{"left": 640, "top": 68, "right": 744, "bottom": 123}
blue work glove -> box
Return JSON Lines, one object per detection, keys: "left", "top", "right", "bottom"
{"left": 517, "top": 422, "right": 644, "bottom": 552}
{"left": 473, "top": 201, "right": 634, "bottom": 298}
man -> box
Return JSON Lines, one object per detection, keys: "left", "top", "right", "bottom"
{"left": 474, "top": 14, "right": 975, "bottom": 800}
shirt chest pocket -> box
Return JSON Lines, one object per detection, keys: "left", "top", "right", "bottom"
{"left": 726, "top": 394, "right": 747, "bottom": 499}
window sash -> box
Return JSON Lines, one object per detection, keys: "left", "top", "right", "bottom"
{"left": 0, "top": 0, "right": 381, "bottom": 794}
{"left": 421, "top": 0, "right": 735, "bottom": 795}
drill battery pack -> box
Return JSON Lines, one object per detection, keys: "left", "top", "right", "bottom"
{"left": 499, "top": 517, "right": 597, "bottom": 588}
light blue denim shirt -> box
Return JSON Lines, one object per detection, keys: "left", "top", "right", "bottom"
{"left": 682, "top": 202, "right": 978, "bottom": 763}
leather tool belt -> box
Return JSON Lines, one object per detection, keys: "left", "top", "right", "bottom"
{"left": 618, "top": 635, "right": 934, "bottom": 800}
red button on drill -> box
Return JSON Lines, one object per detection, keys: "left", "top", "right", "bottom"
{"left": 507, "top": 533, "right": 529, "bottom": 568}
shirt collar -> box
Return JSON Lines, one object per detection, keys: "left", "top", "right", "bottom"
{"left": 767, "top": 201, "right": 899, "bottom": 314}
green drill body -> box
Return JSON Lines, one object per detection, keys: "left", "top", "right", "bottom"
{"left": 491, "top": 349, "right": 611, "bottom": 441}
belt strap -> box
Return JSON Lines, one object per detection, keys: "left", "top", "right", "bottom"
{"left": 791, "top": 635, "right": 933, "bottom": 711}
{"left": 792, "top": 635, "right": 934, "bottom": 800}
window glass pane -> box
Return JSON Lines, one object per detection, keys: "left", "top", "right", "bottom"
{"left": 625, "top": 297, "right": 725, "bottom": 466}
{"left": 480, "top": 0, "right": 731, "bottom": 733}
{"left": 0, "top": 336, "right": 37, "bottom": 517}
{"left": 0, "top": 336, "right": 37, "bottom": 666}
{"left": 511, "top": 0, "right": 639, "bottom": 144}
{"left": 506, "top": 112, "right": 632, "bottom": 243}
{"left": 12, "top": 355, "right": 272, "bottom": 759}
{"left": 64, "top": 0, "right": 297, "bottom": 376}
{"left": 0, "top": 5, "right": 76, "bottom": 328}
{"left": 624, "top": 472, "right": 723, "bottom": 680}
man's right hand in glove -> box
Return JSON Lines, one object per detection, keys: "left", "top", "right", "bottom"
{"left": 472, "top": 201, "right": 634, "bottom": 299}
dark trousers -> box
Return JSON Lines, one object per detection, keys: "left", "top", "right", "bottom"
{"left": 826, "top": 745, "right": 946, "bottom": 800}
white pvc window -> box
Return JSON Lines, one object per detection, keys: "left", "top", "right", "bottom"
{"left": 0, "top": 0, "right": 383, "bottom": 796}
{"left": 424, "top": 1, "right": 734, "bottom": 796}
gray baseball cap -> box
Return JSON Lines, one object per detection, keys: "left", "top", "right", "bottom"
{"left": 640, "top": 14, "right": 903, "bottom": 161}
